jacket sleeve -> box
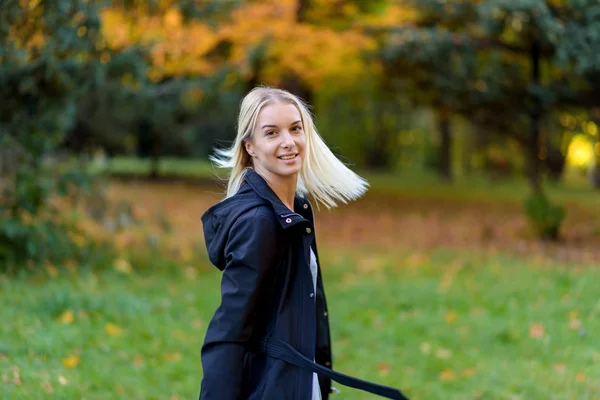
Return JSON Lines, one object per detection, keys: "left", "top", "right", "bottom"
{"left": 199, "top": 209, "right": 280, "bottom": 399}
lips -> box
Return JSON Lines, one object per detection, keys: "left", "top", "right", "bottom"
{"left": 278, "top": 154, "right": 298, "bottom": 160}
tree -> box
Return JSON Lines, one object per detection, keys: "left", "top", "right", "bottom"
{"left": 378, "top": 0, "right": 600, "bottom": 191}
{"left": 0, "top": 0, "right": 149, "bottom": 267}
{"left": 375, "top": 0, "right": 600, "bottom": 238}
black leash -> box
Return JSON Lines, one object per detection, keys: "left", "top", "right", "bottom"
{"left": 258, "top": 336, "right": 410, "bottom": 400}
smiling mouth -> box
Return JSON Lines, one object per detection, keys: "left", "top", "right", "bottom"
{"left": 278, "top": 154, "right": 298, "bottom": 160}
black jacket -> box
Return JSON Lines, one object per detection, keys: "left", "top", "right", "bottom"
{"left": 199, "top": 168, "right": 332, "bottom": 400}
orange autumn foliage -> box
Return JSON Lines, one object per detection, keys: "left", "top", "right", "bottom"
{"left": 99, "top": 0, "right": 415, "bottom": 87}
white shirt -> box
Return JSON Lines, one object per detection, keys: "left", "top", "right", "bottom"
{"left": 309, "top": 248, "right": 322, "bottom": 400}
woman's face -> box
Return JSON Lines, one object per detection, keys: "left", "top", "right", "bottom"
{"left": 245, "top": 102, "right": 306, "bottom": 182}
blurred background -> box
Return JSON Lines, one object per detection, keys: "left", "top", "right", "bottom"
{"left": 1, "top": 1, "right": 600, "bottom": 399}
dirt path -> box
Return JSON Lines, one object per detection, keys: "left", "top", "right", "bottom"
{"left": 104, "top": 180, "right": 600, "bottom": 264}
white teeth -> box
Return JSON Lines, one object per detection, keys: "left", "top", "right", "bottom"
{"left": 279, "top": 155, "right": 296, "bottom": 160}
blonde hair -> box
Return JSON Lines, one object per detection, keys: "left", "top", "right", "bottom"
{"left": 210, "top": 86, "right": 368, "bottom": 209}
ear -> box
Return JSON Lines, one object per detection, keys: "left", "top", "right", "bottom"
{"left": 244, "top": 140, "right": 255, "bottom": 157}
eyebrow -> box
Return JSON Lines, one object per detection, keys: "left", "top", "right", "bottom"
{"left": 261, "top": 120, "right": 302, "bottom": 129}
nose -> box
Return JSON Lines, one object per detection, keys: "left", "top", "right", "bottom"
{"left": 280, "top": 130, "right": 295, "bottom": 148}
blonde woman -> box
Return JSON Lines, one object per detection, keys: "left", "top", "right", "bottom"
{"left": 198, "top": 87, "right": 407, "bottom": 400}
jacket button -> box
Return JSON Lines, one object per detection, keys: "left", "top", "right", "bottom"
{"left": 325, "top": 361, "right": 331, "bottom": 367}
{"left": 306, "top": 227, "right": 312, "bottom": 234}
{"left": 303, "top": 203, "right": 309, "bottom": 209}
{"left": 323, "top": 311, "right": 328, "bottom": 317}
{"left": 285, "top": 218, "right": 292, "bottom": 223}
{"left": 309, "top": 293, "right": 314, "bottom": 298}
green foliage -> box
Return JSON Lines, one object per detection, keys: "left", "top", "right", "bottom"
{"left": 524, "top": 192, "right": 566, "bottom": 240}
{"left": 0, "top": 0, "right": 148, "bottom": 269}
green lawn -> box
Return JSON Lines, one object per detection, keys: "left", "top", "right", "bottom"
{"left": 2, "top": 248, "right": 599, "bottom": 399}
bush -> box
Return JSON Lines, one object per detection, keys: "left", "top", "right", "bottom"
{"left": 523, "top": 192, "right": 566, "bottom": 241}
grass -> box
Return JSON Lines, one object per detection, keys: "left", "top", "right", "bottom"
{"left": 97, "top": 156, "right": 600, "bottom": 209}
{"left": 1, "top": 248, "right": 599, "bottom": 400}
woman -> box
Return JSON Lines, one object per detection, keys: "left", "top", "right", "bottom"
{"left": 199, "top": 87, "right": 406, "bottom": 400}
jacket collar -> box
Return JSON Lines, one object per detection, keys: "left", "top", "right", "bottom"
{"left": 243, "top": 168, "right": 312, "bottom": 229}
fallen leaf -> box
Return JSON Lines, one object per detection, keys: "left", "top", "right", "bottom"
{"left": 163, "top": 352, "right": 181, "bottom": 361}
{"left": 62, "top": 355, "right": 80, "bottom": 368}
{"left": 554, "top": 363, "right": 566, "bottom": 373}
{"left": 357, "top": 255, "right": 384, "bottom": 274}
{"left": 435, "top": 348, "right": 452, "bottom": 359}
{"left": 419, "top": 342, "right": 431, "bottom": 354}
{"left": 184, "top": 266, "right": 198, "bottom": 280}
{"left": 439, "top": 369, "right": 456, "bottom": 381}
{"left": 575, "top": 372, "right": 586, "bottom": 383}
{"left": 117, "top": 384, "right": 124, "bottom": 393}
{"left": 444, "top": 310, "right": 457, "bottom": 323}
{"left": 105, "top": 323, "right": 124, "bottom": 336}
{"left": 569, "top": 319, "right": 581, "bottom": 329}
{"left": 461, "top": 368, "right": 477, "bottom": 378}
{"left": 568, "top": 310, "right": 578, "bottom": 320}
{"left": 529, "top": 323, "right": 545, "bottom": 339}
{"left": 58, "top": 376, "right": 68, "bottom": 385}
{"left": 192, "top": 319, "right": 203, "bottom": 329}
{"left": 132, "top": 355, "right": 144, "bottom": 366}
{"left": 12, "top": 367, "right": 21, "bottom": 385}
{"left": 58, "top": 310, "right": 74, "bottom": 324}
{"left": 377, "top": 363, "right": 390, "bottom": 376}
{"left": 46, "top": 263, "right": 58, "bottom": 277}
{"left": 42, "top": 380, "right": 55, "bottom": 393}
{"left": 113, "top": 259, "right": 132, "bottom": 274}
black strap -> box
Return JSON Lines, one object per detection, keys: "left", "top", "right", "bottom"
{"left": 258, "top": 336, "right": 410, "bottom": 400}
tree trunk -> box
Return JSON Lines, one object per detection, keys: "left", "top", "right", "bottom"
{"left": 149, "top": 131, "right": 160, "bottom": 179}
{"left": 281, "top": 0, "right": 312, "bottom": 105}
{"left": 526, "top": 40, "right": 543, "bottom": 194}
{"left": 437, "top": 108, "right": 453, "bottom": 181}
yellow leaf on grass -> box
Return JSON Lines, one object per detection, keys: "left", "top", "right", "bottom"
{"left": 529, "top": 323, "right": 545, "bottom": 339}
{"left": 568, "top": 310, "right": 578, "bottom": 320}
{"left": 58, "top": 376, "right": 69, "bottom": 385}
{"left": 419, "top": 342, "right": 431, "bottom": 354}
{"left": 46, "top": 263, "right": 58, "bottom": 277}
{"left": 377, "top": 363, "right": 390, "bottom": 376}
{"left": 62, "top": 355, "right": 80, "bottom": 368}
{"left": 444, "top": 310, "right": 457, "bottom": 323}
{"left": 192, "top": 319, "right": 203, "bottom": 329}
{"left": 58, "top": 310, "right": 74, "bottom": 324}
{"left": 439, "top": 369, "right": 456, "bottom": 381}
{"left": 575, "top": 372, "right": 586, "bottom": 383}
{"left": 163, "top": 352, "right": 181, "bottom": 361}
{"left": 105, "top": 323, "right": 123, "bottom": 336}
{"left": 113, "top": 259, "right": 132, "bottom": 274}
{"left": 132, "top": 355, "right": 144, "bottom": 366}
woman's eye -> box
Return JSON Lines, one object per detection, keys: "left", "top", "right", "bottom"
{"left": 292, "top": 126, "right": 302, "bottom": 132}
{"left": 266, "top": 131, "right": 276, "bottom": 136}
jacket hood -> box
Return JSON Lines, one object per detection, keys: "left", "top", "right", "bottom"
{"left": 201, "top": 185, "right": 267, "bottom": 271}
{"left": 201, "top": 169, "right": 312, "bottom": 271}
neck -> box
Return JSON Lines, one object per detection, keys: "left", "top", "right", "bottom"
{"left": 254, "top": 168, "right": 297, "bottom": 212}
